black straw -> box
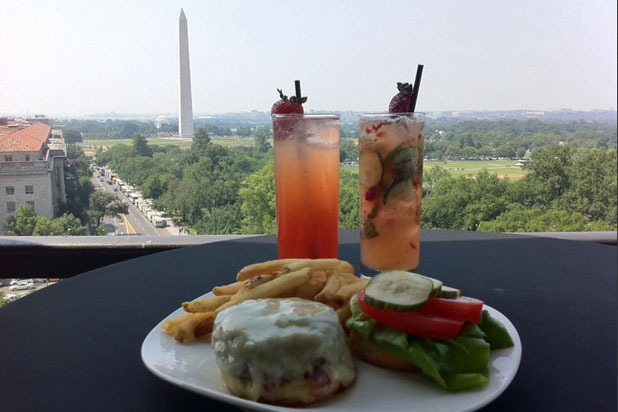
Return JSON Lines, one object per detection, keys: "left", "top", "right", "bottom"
{"left": 295, "top": 80, "right": 302, "bottom": 100}
{"left": 408, "top": 65, "right": 424, "bottom": 113}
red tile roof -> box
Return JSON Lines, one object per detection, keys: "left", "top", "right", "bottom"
{"left": 0, "top": 122, "right": 51, "bottom": 153}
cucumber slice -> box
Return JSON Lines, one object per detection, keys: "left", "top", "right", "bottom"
{"left": 383, "top": 177, "right": 416, "bottom": 204}
{"left": 364, "top": 271, "right": 433, "bottom": 311}
{"left": 413, "top": 273, "right": 443, "bottom": 296}
{"left": 359, "top": 150, "right": 383, "bottom": 188}
{"left": 439, "top": 286, "right": 462, "bottom": 299}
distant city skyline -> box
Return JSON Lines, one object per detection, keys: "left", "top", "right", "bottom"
{"left": 1, "top": 0, "right": 616, "bottom": 115}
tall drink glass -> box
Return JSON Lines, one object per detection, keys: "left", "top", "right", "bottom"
{"left": 272, "top": 114, "right": 340, "bottom": 258}
{"left": 358, "top": 113, "right": 425, "bottom": 271}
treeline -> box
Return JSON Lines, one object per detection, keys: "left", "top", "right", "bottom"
{"left": 422, "top": 146, "right": 617, "bottom": 231}
{"left": 425, "top": 119, "right": 616, "bottom": 160}
{"left": 97, "top": 125, "right": 616, "bottom": 235}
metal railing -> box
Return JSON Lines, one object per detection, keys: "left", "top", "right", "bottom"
{"left": 0, "top": 232, "right": 614, "bottom": 278}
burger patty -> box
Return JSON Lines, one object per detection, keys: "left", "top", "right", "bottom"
{"left": 212, "top": 298, "right": 356, "bottom": 404}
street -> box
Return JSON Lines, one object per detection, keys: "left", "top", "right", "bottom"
{"left": 91, "top": 175, "right": 178, "bottom": 236}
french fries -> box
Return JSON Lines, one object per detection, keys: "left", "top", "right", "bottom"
{"left": 174, "top": 312, "right": 215, "bottom": 343}
{"left": 236, "top": 259, "right": 300, "bottom": 281}
{"left": 334, "top": 278, "right": 370, "bottom": 308}
{"left": 212, "top": 281, "right": 243, "bottom": 296}
{"left": 284, "top": 259, "right": 355, "bottom": 275}
{"left": 183, "top": 295, "right": 231, "bottom": 313}
{"left": 314, "top": 273, "right": 342, "bottom": 308}
{"left": 163, "top": 258, "right": 365, "bottom": 344}
{"left": 217, "top": 268, "right": 312, "bottom": 313}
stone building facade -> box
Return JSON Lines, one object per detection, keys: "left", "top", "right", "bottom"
{"left": 0, "top": 121, "right": 67, "bottom": 232}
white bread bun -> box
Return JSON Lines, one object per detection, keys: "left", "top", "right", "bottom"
{"left": 348, "top": 330, "right": 419, "bottom": 372}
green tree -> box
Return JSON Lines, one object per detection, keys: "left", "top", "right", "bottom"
{"left": 523, "top": 145, "right": 573, "bottom": 205}
{"left": 5, "top": 204, "right": 38, "bottom": 235}
{"left": 88, "top": 191, "right": 129, "bottom": 228}
{"left": 191, "top": 127, "right": 211, "bottom": 155}
{"left": 194, "top": 204, "right": 243, "bottom": 234}
{"left": 63, "top": 129, "right": 83, "bottom": 143}
{"left": 236, "top": 127, "right": 252, "bottom": 137}
{"left": 254, "top": 127, "right": 271, "bottom": 153}
{"left": 422, "top": 170, "right": 511, "bottom": 230}
{"left": 5, "top": 204, "right": 86, "bottom": 235}
{"left": 142, "top": 175, "right": 167, "bottom": 199}
{"left": 556, "top": 149, "right": 617, "bottom": 226}
{"left": 132, "top": 133, "right": 152, "bottom": 157}
{"left": 339, "top": 168, "right": 359, "bottom": 229}
{"left": 478, "top": 206, "right": 588, "bottom": 232}
{"left": 340, "top": 139, "right": 358, "bottom": 163}
{"left": 422, "top": 166, "right": 451, "bottom": 196}
{"left": 239, "top": 160, "right": 277, "bottom": 234}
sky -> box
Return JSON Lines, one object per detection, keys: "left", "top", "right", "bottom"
{"left": 1, "top": 0, "right": 616, "bottom": 116}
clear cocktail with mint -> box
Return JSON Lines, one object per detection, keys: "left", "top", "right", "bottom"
{"left": 359, "top": 113, "right": 425, "bottom": 270}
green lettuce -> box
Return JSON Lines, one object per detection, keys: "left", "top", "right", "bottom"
{"left": 346, "top": 296, "right": 514, "bottom": 391}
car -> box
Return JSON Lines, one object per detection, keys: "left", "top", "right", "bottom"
{"left": 10, "top": 279, "right": 33, "bottom": 286}
{"left": 9, "top": 283, "right": 35, "bottom": 291}
{"left": 4, "top": 294, "right": 21, "bottom": 303}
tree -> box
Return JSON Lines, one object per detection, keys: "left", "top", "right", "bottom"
{"left": 556, "top": 149, "right": 617, "bottom": 226}
{"left": 191, "top": 127, "right": 211, "bottom": 155}
{"left": 254, "top": 127, "right": 271, "bottom": 153}
{"left": 132, "top": 133, "right": 152, "bottom": 157}
{"left": 523, "top": 145, "right": 573, "bottom": 205}
{"left": 5, "top": 204, "right": 86, "bottom": 235}
{"left": 340, "top": 139, "right": 358, "bottom": 163}
{"left": 236, "top": 127, "right": 252, "bottom": 137}
{"left": 88, "top": 191, "right": 129, "bottom": 228}
{"left": 239, "top": 161, "right": 277, "bottom": 234}
{"left": 5, "top": 204, "right": 38, "bottom": 235}
{"left": 142, "top": 175, "right": 167, "bottom": 199}
{"left": 478, "top": 206, "right": 588, "bottom": 232}
{"left": 63, "top": 129, "right": 83, "bottom": 143}
{"left": 339, "top": 168, "right": 359, "bottom": 229}
{"left": 422, "top": 170, "right": 511, "bottom": 230}
{"left": 422, "top": 166, "right": 451, "bottom": 196}
{"left": 194, "top": 204, "right": 243, "bottom": 234}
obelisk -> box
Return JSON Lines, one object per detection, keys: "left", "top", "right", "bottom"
{"left": 178, "top": 8, "right": 194, "bottom": 138}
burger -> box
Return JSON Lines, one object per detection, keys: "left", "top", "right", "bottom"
{"left": 212, "top": 298, "right": 356, "bottom": 404}
{"left": 345, "top": 270, "right": 514, "bottom": 391}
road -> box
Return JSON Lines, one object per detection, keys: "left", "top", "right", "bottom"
{"left": 91, "top": 175, "right": 177, "bottom": 236}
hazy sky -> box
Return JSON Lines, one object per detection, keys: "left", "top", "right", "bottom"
{"left": 1, "top": 0, "right": 616, "bottom": 115}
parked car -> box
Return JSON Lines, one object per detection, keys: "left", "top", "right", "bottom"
{"left": 9, "top": 283, "right": 35, "bottom": 291}
{"left": 4, "top": 294, "right": 21, "bottom": 303}
{"left": 10, "top": 279, "right": 33, "bottom": 286}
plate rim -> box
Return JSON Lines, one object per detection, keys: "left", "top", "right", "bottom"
{"left": 141, "top": 294, "right": 522, "bottom": 412}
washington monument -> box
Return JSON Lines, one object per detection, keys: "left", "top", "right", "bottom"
{"left": 178, "top": 8, "right": 194, "bottom": 138}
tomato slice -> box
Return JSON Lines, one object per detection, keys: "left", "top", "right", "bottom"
{"left": 358, "top": 293, "right": 464, "bottom": 339}
{"left": 417, "top": 296, "right": 484, "bottom": 324}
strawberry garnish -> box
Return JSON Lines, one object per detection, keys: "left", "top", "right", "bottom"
{"left": 388, "top": 82, "right": 413, "bottom": 113}
{"left": 271, "top": 89, "right": 307, "bottom": 115}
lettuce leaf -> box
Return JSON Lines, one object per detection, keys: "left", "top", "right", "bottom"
{"left": 346, "top": 297, "right": 513, "bottom": 391}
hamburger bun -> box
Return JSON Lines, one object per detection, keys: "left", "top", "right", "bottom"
{"left": 348, "top": 330, "right": 419, "bottom": 372}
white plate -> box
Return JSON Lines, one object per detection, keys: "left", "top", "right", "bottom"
{"left": 141, "top": 295, "right": 521, "bottom": 412}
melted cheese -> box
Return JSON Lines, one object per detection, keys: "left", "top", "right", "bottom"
{"left": 212, "top": 298, "right": 355, "bottom": 401}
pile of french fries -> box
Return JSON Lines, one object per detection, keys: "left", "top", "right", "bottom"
{"left": 162, "top": 258, "right": 368, "bottom": 343}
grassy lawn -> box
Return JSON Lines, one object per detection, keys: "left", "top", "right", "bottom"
{"left": 425, "top": 160, "right": 524, "bottom": 179}
{"left": 79, "top": 136, "right": 257, "bottom": 150}
{"left": 343, "top": 160, "right": 525, "bottom": 180}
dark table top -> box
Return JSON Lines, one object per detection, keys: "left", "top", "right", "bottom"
{"left": 1, "top": 230, "right": 616, "bottom": 412}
